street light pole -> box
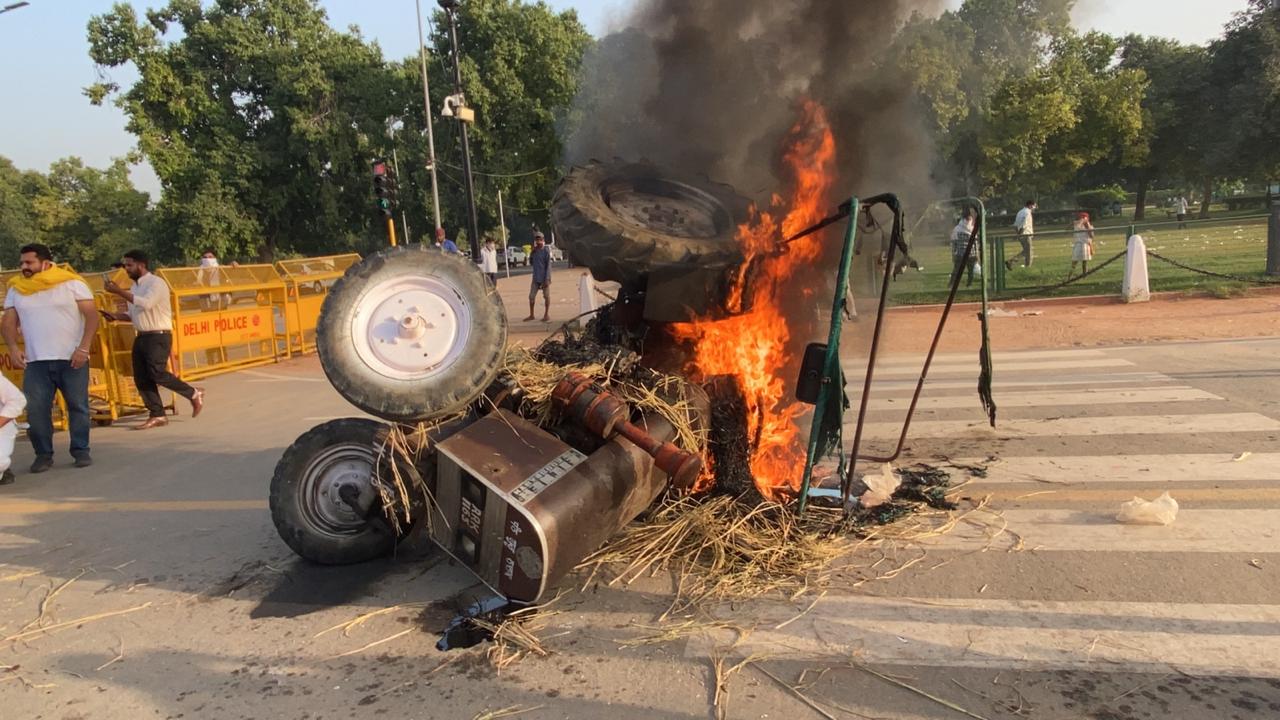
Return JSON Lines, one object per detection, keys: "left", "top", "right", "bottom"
{"left": 414, "top": 0, "right": 442, "bottom": 233}
{"left": 386, "top": 118, "right": 411, "bottom": 244}
{"left": 439, "top": 0, "right": 482, "bottom": 262}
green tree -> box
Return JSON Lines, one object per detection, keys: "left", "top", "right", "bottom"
{"left": 0, "top": 157, "right": 44, "bottom": 265}
{"left": 1197, "top": 0, "right": 1280, "bottom": 216}
{"left": 977, "top": 31, "right": 1148, "bottom": 196}
{"left": 87, "top": 0, "right": 399, "bottom": 261}
{"left": 889, "top": 0, "right": 1077, "bottom": 194}
{"left": 387, "top": 0, "right": 591, "bottom": 247}
{"left": 1118, "top": 36, "right": 1210, "bottom": 219}
{"left": 30, "top": 157, "right": 153, "bottom": 270}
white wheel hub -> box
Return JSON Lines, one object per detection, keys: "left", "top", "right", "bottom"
{"left": 351, "top": 276, "right": 473, "bottom": 381}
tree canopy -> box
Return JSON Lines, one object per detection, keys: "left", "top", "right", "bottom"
{"left": 33, "top": 0, "right": 1277, "bottom": 265}
{"left": 0, "top": 155, "right": 152, "bottom": 271}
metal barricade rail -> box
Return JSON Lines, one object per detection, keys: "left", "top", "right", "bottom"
{"left": 159, "top": 264, "right": 290, "bottom": 380}
{"left": 275, "top": 254, "right": 360, "bottom": 355}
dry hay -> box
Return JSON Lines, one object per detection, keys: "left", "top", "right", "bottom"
{"left": 578, "top": 495, "right": 852, "bottom": 617}
{"left": 578, "top": 466, "right": 980, "bottom": 617}
{"left": 467, "top": 596, "right": 562, "bottom": 671}
{"left": 502, "top": 344, "right": 707, "bottom": 455}
{"left": 375, "top": 420, "right": 446, "bottom": 536}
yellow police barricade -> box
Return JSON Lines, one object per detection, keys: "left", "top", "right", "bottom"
{"left": 81, "top": 268, "right": 175, "bottom": 424}
{"left": 160, "top": 263, "right": 289, "bottom": 380}
{"left": 275, "top": 253, "right": 360, "bottom": 355}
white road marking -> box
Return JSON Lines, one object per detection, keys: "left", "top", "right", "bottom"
{"left": 867, "top": 358, "right": 1135, "bottom": 378}
{"left": 875, "top": 348, "right": 1111, "bottom": 366}
{"left": 950, "top": 454, "right": 1280, "bottom": 484}
{"left": 684, "top": 596, "right": 1280, "bottom": 677}
{"left": 864, "top": 373, "right": 1177, "bottom": 393}
{"left": 242, "top": 370, "right": 327, "bottom": 383}
{"left": 929, "top": 508, "right": 1280, "bottom": 554}
{"left": 868, "top": 386, "right": 1219, "bottom": 410}
{"left": 853, "top": 413, "right": 1280, "bottom": 439}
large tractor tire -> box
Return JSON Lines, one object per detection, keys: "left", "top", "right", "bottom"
{"left": 317, "top": 245, "right": 506, "bottom": 423}
{"left": 270, "top": 418, "right": 423, "bottom": 565}
{"left": 551, "top": 160, "right": 751, "bottom": 286}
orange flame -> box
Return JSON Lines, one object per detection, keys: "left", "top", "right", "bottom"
{"left": 671, "top": 100, "right": 837, "bottom": 500}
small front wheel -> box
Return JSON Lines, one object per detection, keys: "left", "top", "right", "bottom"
{"left": 270, "top": 418, "right": 423, "bottom": 565}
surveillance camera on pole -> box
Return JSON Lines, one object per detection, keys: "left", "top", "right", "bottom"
{"left": 439, "top": 0, "right": 482, "bottom": 262}
{"left": 441, "top": 94, "right": 475, "bottom": 123}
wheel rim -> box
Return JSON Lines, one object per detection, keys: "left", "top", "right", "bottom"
{"left": 350, "top": 275, "right": 473, "bottom": 381}
{"left": 601, "top": 177, "right": 731, "bottom": 239}
{"left": 297, "top": 443, "right": 380, "bottom": 539}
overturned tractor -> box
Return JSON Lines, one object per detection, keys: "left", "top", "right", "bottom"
{"left": 269, "top": 152, "right": 994, "bottom": 606}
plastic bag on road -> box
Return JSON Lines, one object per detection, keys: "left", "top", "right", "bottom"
{"left": 860, "top": 464, "right": 901, "bottom": 508}
{"left": 1116, "top": 491, "right": 1179, "bottom": 526}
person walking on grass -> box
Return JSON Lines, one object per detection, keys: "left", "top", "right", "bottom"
{"left": 104, "top": 250, "right": 205, "bottom": 430}
{"left": 1068, "top": 211, "right": 1095, "bottom": 279}
{"left": 949, "top": 208, "right": 978, "bottom": 288}
{"left": 1173, "top": 195, "right": 1189, "bottom": 230}
{"left": 524, "top": 231, "right": 551, "bottom": 322}
{"left": 1007, "top": 199, "right": 1037, "bottom": 269}
{"left": 0, "top": 244, "right": 98, "bottom": 472}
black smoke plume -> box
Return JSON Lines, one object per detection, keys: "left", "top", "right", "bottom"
{"left": 566, "top": 0, "right": 944, "bottom": 202}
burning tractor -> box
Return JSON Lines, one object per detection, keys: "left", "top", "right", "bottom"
{"left": 269, "top": 112, "right": 994, "bottom": 607}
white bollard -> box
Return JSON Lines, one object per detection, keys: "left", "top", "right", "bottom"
{"left": 1123, "top": 234, "right": 1151, "bottom": 303}
{"left": 578, "top": 272, "right": 598, "bottom": 317}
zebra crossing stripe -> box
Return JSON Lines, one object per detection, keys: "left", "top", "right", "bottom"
{"left": 876, "top": 348, "right": 1110, "bottom": 366}
{"left": 868, "top": 386, "right": 1219, "bottom": 410}
{"left": 924, "top": 508, "right": 1280, "bottom": 554}
{"left": 682, "top": 595, "right": 1280, "bottom": 677}
{"left": 948, "top": 454, "right": 1280, "bottom": 484}
{"left": 869, "top": 358, "right": 1135, "bottom": 379}
{"left": 852, "top": 413, "right": 1280, "bottom": 439}
{"left": 865, "top": 373, "right": 1176, "bottom": 393}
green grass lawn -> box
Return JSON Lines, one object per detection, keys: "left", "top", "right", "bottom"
{"left": 888, "top": 213, "right": 1274, "bottom": 305}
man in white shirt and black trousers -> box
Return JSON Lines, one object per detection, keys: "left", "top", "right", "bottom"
{"left": 104, "top": 250, "right": 205, "bottom": 430}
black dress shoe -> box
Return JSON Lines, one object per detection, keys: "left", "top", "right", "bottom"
{"left": 0, "top": 470, "right": 14, "bottom": 485}
{"left": 30, "top": 456, "right": 53, "bottom": 474}
{"left": 72, "top": 453, "right": 93, "bottom": 468}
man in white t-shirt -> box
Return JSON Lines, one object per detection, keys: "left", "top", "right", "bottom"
{"left": 1007, "top": 200, "right": 1037, "bottom": 270}
{"left": 0, "top": 244, "right": 99, "bottom": 473}
{"left": 104, "top": 250, "right": 204, "bottom": 429}
{"left": 480, "top": 238, "right": 499, "bottom": 286}
{"left": 1173, "top": 195, "right": 1189, "bottom": 229}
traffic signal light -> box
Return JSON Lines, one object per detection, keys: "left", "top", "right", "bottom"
{"left": 372, "top": 159, "right": 398, "bottom": 218}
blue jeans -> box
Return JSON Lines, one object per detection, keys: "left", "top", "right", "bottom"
{"left": 23, "top": 360, "right": 91, "bottom": 458}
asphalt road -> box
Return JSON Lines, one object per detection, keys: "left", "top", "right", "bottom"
{"left": 1, "top": 334, "right": 1278, "bottom": 719}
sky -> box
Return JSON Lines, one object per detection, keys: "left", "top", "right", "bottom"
{"left": 0, "top": 0, "right": 1253, "bottom": 198}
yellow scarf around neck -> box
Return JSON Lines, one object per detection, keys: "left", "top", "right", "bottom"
{"left": 8, "top": 266, "right": 86, "bottom": 296}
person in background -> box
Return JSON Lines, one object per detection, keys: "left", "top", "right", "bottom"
{"left": 0, "top": 244, "right": 99, "bottom": 472}
{"left": 105, "top": 250, "right": 205, "bottom": 429}
{"left": 438, "top": 227, "right": 460, "bottom": 254}
{"left": 0, "top": 373, "right": 27, "bottom": 485}
{"left": 949, "top": 208, "right": 978, "bottom": 288}
{"left": 1173, "top": 195, "right": 1189, "bottom": 229}
{"left": 480, "top": 237, "right": 499, "bottom": 286}
{"left": 197, "top": 248, "right": 224, "bottom": 308}
{"left": 1068, "top": 211, "right": 1095, "bottom": 279}
{"left": 524, "top": 231, "right": 551, "bottom": 322}
{"left": 1007, "top": 199, "right": 1037, "bottom": 270}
